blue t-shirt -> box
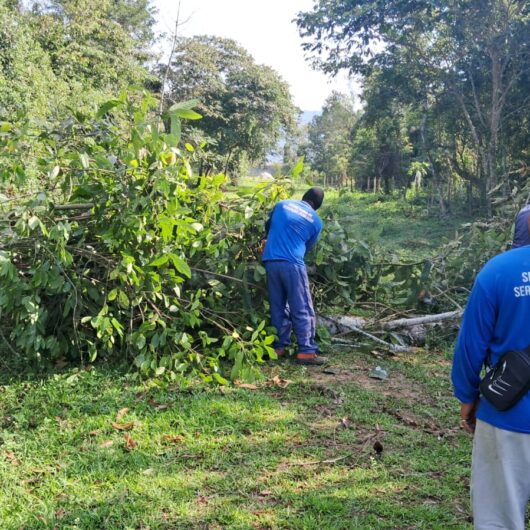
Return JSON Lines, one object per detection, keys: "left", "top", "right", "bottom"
{"left": 452, "top": 246, "right": 530, "bottom": 433}
{"left": 262, "top": 200, "right": 323, "bottom": 266}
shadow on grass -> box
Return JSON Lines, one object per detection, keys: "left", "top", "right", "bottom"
{"left": 0, "top": 352, "right": 473, "bottom": 530}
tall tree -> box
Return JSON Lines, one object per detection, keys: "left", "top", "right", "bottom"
{"left": 297, "top": 0, "right": 530, "bottom": 211}
{"left": 306, "top": 92, "right": 358, "bottom": 187}
{"left": 0, "top": 3, "right": 65, "bottom": 119}
{"left": 27, "top": 0, "right": 156, "bottom": 107}
{"left": 164, "top": 36, "right": 298, "bottom": 177}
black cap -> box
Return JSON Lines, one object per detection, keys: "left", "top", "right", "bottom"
{"left": 302, "top": 187, "right": 324, "bottom": 210}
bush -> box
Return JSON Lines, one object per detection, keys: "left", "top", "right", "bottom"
{"left": 0, "top": 92, "right": 292, "bottom": 382}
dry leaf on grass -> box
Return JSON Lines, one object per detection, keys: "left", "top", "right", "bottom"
{"left": 99, "top": 440, "right": 114, "bottom": 449}
{"left": 116, "top": 407, "right": 129, "bottom": 421}
{"left": 54, "top": 508, "right": 66, "bottom": 519}
{"left": 124, "top": 433, "right": 137, "bottom": 451}
{"left": 236, "top": 383, "right": 258, "bottom": 390}
{"left": 4, "top": 451, "right": 20, "bottom": 466}
{"left": 148, "top": 399, "right": 169, "bottom": 410}
{"left": 268, "top": 376, "right": 292, "bottom": 388}
{"left": 111, "top": 421, "right": 135, "bottom": 431}
{"left": 162, "top": 435, "right": 185, "bottom": 444}
{"left": 340, "top": 417, "right": 353, "bottom": 429}
{"left": 196, "top": 494, "right": 209, "bottom": 505}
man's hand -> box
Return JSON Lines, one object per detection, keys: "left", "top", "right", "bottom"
{"left": 260, "top": 239, "right": 267, "bottom": 254}
{"left": 460, "top": 400, "right": 479, "bottom": 434}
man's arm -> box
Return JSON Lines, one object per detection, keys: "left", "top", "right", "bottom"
{"left": 305, "top": 219, "right": 323, "bottom": 254}
{"left": 451, "top": 278, "right": 496, "bottom": 432}
{"left": 264, "top": 206, "right": 276, "bottom": 237}
{"left": 305, "top": 232, "right": 319, "bottom": 254}
{"left": 261, "top": 207, "right": 276, "bottom": 255}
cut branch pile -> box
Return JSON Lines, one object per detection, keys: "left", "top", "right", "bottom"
{"left": 318, "top": 310, "right": 463, "bottom": 353}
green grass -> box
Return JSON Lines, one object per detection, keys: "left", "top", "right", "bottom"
{"left": 0, "top": 348, "right": 473, "bottom": 529}
{"left": 236, "top": 179, "right": 472, "bottom": 260}
{"left": 0, "top": 188, "right": 475, "bottom": 529}
{"left": 319, "top": 190, "right": 471, "bottom": 260}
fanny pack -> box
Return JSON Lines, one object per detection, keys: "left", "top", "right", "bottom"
{"left": 480, "top": 347, "right": 530, "bottom": 411}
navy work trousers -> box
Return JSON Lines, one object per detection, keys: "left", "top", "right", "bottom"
{"left": 264, "top": 260, "right": 318, "bottom": 354}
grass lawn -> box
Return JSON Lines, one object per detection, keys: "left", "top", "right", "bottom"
{"left": 319, "top": 191, "right": 471, "bottom": 261}
{"left": 0, "top": 190, "right": 475, "bottom": 529}
{"left": 237, "top": 178, "right": 472, "bottom": 260}
{"left": 0, "top": 346, "right": 472, "bottom": 530}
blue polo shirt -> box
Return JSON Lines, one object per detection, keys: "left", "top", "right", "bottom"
{"left": 452, "top": 246, "right": 530, "bottom": 433}
{"left": 262, "top": 200, "right": 322, "bottom": 266}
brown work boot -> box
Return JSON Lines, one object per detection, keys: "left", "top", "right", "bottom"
{"left": 295, "top": 353, "right": 328, "bottom": 366}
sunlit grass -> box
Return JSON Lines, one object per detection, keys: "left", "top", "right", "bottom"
{"left": 320, "top": 189, "right": 471, "bottom": 260}
{"left": 0, "top": 187, "right": 474, "bottom": 529}
{"left": 0, "top": 345, "right": 473, "bottom": 529}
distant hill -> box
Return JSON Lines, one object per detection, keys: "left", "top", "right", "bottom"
{"left": 299, "top": 110, "right": 320, "bottom": 125}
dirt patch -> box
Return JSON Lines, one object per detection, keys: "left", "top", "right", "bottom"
{"left": 309, "top": 358, "right": 428, "bottom": 404}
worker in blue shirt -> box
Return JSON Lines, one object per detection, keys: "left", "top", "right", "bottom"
{"left": 452, "top": 239, "right": 530, "bottom": 528}
{"left": 262, "top": 188, "right": 326, "bottom": 365}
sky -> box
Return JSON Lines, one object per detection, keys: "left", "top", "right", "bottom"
{"left": 153, "top": 0, "right": 359, "bottom": 111}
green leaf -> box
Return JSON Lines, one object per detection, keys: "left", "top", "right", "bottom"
{"left": 49, "top": 166, "right": 60, "bottom": 179}
{"left": 291, "top": 156, "right": 305, "bottom": 178}
{"left": 135, "top": 334, "right": 146, "bottom": 350}
{"left": 149, "top": 255, "right": 169, "bottom": 267}
{"left": 111, "top": 318, "right": 124, "bottom": 336}
{"left": 172, "top": 108, "right": 202, "bottom": 120}
{"left": 213, "top": 372, "right": 229, "bottom": 385}
{"left": 168, "top": 99, "right": 201, "bottom": 112}
{"left": 169, "top": 254, "right": 191, "bottom": 279}
{"left": 79, "top": 152, "right": 90, "bottom": 169}
{"left": 96, "top": 99, "right": 122, "bottom": 118}
{"left": 244, "top": 206, "right": 254, "bottom": 219}
{"left": 118, "top": 290, "right": 129, "bottom": 308}
{"left": 28, "top": 216, "right": 40, "bottom": 231}
{"left": 159, "top": 217, "right": 175, "bottom": 242}
{"left": 169, "top": 115, "right": 181, "bottom": 142}
{"left": 107, "top": 289, "right": 118, "bottom": 301}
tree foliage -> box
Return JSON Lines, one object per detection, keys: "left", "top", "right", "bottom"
{"left": 297, "top": 0, "right": 530, "bottom": 211}
{"left": 0, "top": 0, "right": 156, "bottom": 121}
{"left": 163, "top": 36, "right": 298, "bottom": 179}
{"left": 0, "top": 93, "right": 293, "bottom": 381}
{"left": 304, "top": 92, "right": 358, "bottom": 188}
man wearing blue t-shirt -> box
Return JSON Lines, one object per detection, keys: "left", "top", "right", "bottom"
{"left": 262, "top": 188, "right": 326, "bottom": 365}
{"left": 452, "top": 244, "right": 530, "bottom": 529}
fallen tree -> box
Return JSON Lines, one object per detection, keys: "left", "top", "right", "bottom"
{"left": 0, "top": 93, "right": 291, "bottom": 382}
{"left": 318, "top": 310, "right": 463, "bottom": 353}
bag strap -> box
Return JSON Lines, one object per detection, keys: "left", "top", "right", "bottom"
{"left": 485, "top": 344, "right": 530, "bottom": 370}
{"left": 485, "top": 350, "right": 493, "bottom": 370}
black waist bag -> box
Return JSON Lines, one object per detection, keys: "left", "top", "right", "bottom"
{"left": 480, "top": 347, "right": 530, "bottom": 411}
